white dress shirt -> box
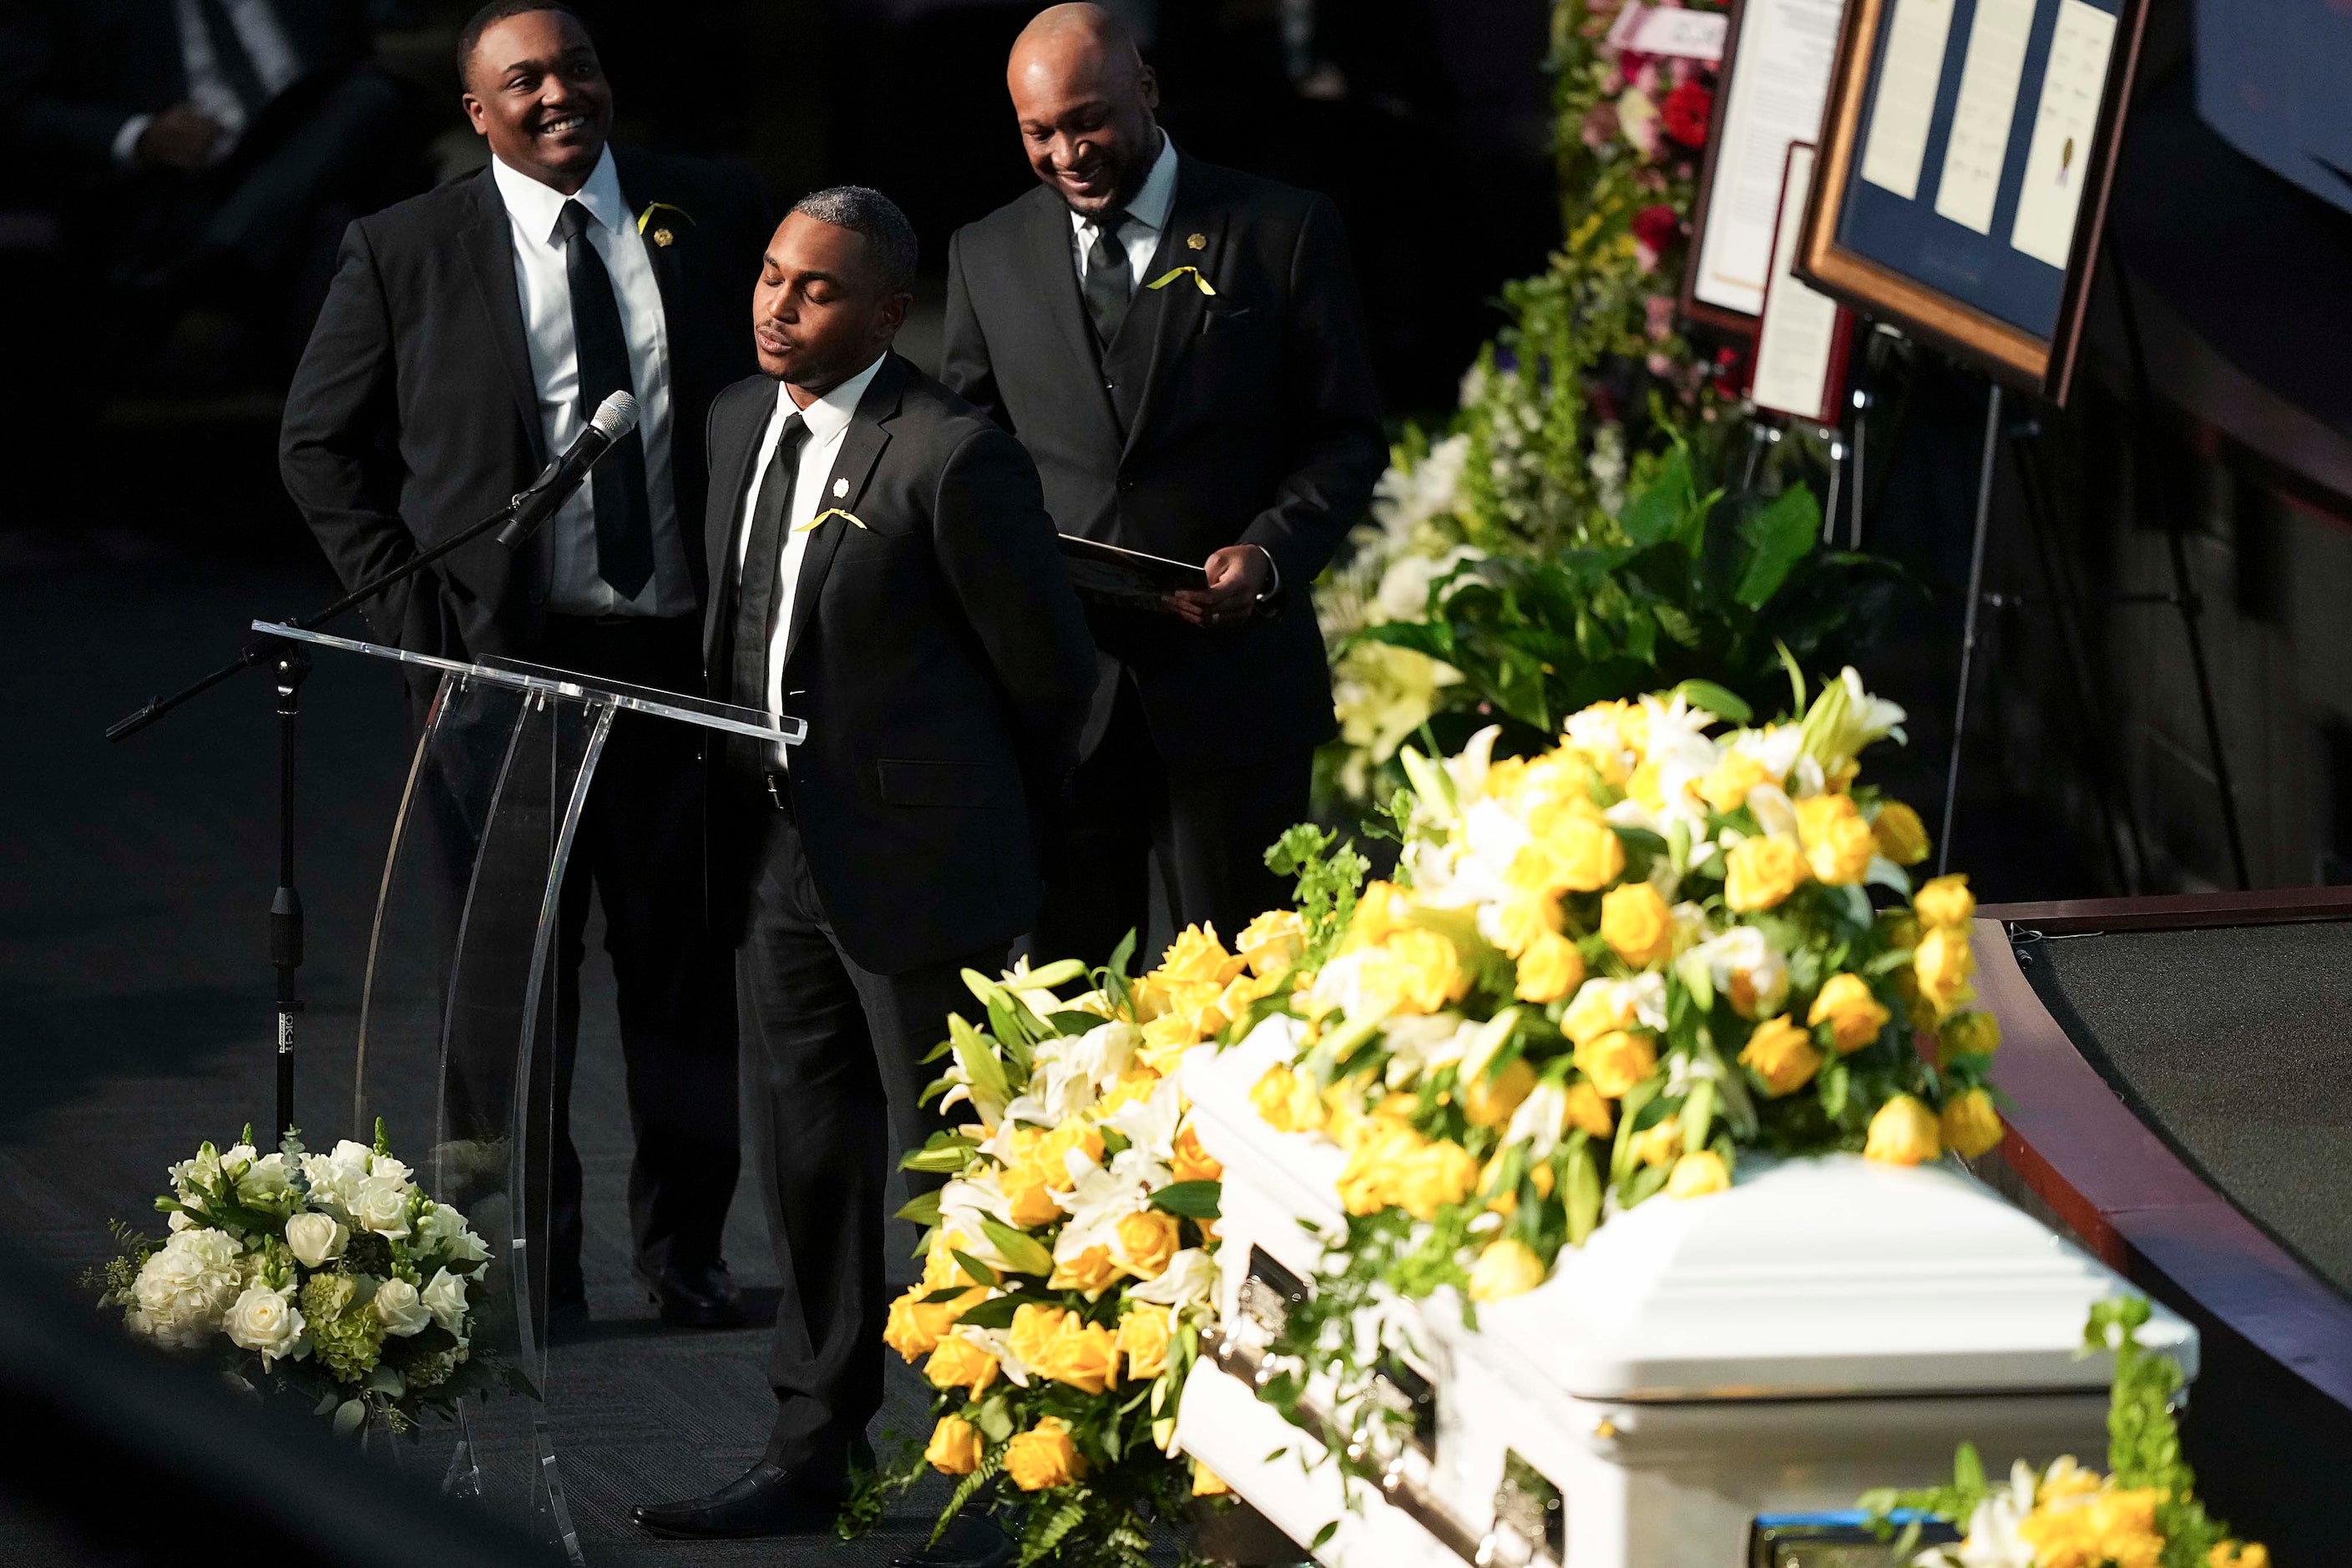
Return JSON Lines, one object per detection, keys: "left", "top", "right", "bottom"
{"left": 1069, "top": 130, "right": 1180, "bottom": 292}
{"left": 491, "top": 148, "right": 695, "bottom": 620}
{"left": 733, "top": 355, "right": 887, "bottom": 762}
{"left": 111, "top": 0, "right": 303, "bottom": 166}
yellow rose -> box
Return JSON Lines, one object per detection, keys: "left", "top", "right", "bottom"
{"left": 1940, "top": 1088, "right": 2003, "bottom": 1159}
{"left": 1002, "top": 1161, "right": 1062, "bottom": 1229}
{"left": 1795, "top": 793, "right": 1874, "bottom": 885}
{"left": 1560, "top": 983, "right": 1630, "bottom": 1047}
{"left": 1665, "top": 1150, "right": 1731, "bottom": 1198}
{"left": 1115, "top": 1304, "right": 1174, "bottom": 1379}
{"left": 1171, "top": 1120, "right": 1223, "bottom": 1183}
{"left": 1533, "top": 801, "right": 1626, "bottom": 894}
{"left": 1488, "top": 893, "right": 1561, "bottom": 958}
{"left": 1215, "top": 969, "right": 1278, "bottom": 1030}
{"left": 1004, "top": 1416, "right": 1086, "bottom": 1491}
{"left": 1191, "top": 1460, "right": 1232, "bottom": 1497}
{"left": 1914, "top": 873, "right": 1975, "bottom": 931}
{"left": 1939, "top": 1010, "right": 2001, "bottom": 1062}
{"left": 1808, "top": 973, "right": 1892, "bottom": 1055}
{"left": 1631, "top": 1121, "right": 1682, "bottom": 1168}
{"left": 1347, "top": 881, "right": 1416, "bottom": 948}
{"left": 1338, "top": 1123, "right": 1422, "bottom": 1214}
{"left": 1737, "top": 1014, "right": 1822, "bottom": 1097}
{"left": 1575, "top": 1029, "right": 1658, "bottom": 1099}
{"left": 1155, "top": 923, "right": 1245, "bottom": 985}
{"left": 1041, "top": 1319, "right": 1120, "bottom": 1393}
{"left": 1514, "top": 931, "right": 1586, "bottom": 1004}
{"left": 1393, "top": 1138, "right": 1480, "bottom": 1221}
{"left": 1913, "top": 926, "right": 1975, "bottom": 1016}
{"left": 1562, "top": 1080, "right": 1616, "bottom": 1139}
{"left": 1048, "top": 1244, "right": 1121, "bottom": 1295}
{"left": 1236, "top": 909, "right": 1306, "bottom": 978}
{"left": 924, "top": 1335, "right": 999, "bottom": 1398}
{"left": 1136, "top": 1011, "right": 1200, "bottom": 1075}
{"left": 883, "top": 1284, "right": 953, "bottom": 1360}
{"left": 1251, "top": 1065, "right": 1305, "bottom": 1131}
{"left": 1698, "top": 751, "right": 1768, "bottom": 815}
{"left": 1626, "top": 759, "right": 1666, "bottom": 813}
{"left": 921, "top": 1232, "right": 966, "bottom": 1292}
{"left": 1036, "top": 1121, "right": 1106, "bottom": 1190}
{"left": 1461, "top": 1058, "right": 1536, "bottom": 1129}
{"left": 1871, "top": 800, "right": 1931, "bottom": 865}
{"left": 1724, "top": 833, "right": 1807, "bottom": 911}
{"left": 2210, "top": 1543, "right": 2270, "bottom": 1568}
{"left": 924, "top": 1414, "right": 983, "bottom": 1475}
{"left": 1468, "top": 1237, "right": 1548, "bottom": 1302}
{"left": 1864, "top": 1095, "right": 1941, "bottom": 1166}
{"left": 1115, "top": 1209, "right": 1181, "bottom": 1280}
{"left": 1007, "top": 1302, "right": 1072, "bottom": 1369}
{"left": 1384, "top": 927, "right": 1471, "bottom": 1014}
{"left": 1600, "top": 882, "right": 1675, "bottom": 968}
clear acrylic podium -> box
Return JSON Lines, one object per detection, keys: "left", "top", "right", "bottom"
{"left": 255, "top": 621, "right": 802, "bottom": 1560}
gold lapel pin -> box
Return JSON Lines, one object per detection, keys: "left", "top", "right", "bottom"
{"left": 832, "top": 478, "right": 848, "bottom": 498}
{"left": 652, "top": 227, "right": 673, "bottom": 247}
{"left": 1186, "top": 232, "right": 1206, "bottom": 251}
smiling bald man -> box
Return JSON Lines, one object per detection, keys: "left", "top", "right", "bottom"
{"left": 943, "top": 3, "right": 1385, "bottom": 969}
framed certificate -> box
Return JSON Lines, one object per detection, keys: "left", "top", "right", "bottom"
{"left": 1749, "top": 144, "right": 1854, "bottom": 423}
{"left": 1793, "top": 0, "right": 2147, "bottom": 402}
{"left": 1682, "top": 0, "right": 1849, "bottom": 334}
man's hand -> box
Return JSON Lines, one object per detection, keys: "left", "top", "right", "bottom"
{"left": 1167, "top": 544, "right": 1273, "bottom": 629}
{"left": 135, "top": 104, "right": 225, "bottom": 170}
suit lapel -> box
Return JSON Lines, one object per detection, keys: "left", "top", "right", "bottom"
{"left": 458, "top": 171, "right": 548, "bottom": 467}
{"left": 701, "top": 383, "right": 771, "bottom": 668}
{"left": 612, "top": 148, "right": 685, "bottom": 343}
{"left": 776, "top": 355, "right": 905, "bottom": 678}
{"left": 1024, "top": 191, "right": 1120, "bottom": 434}
{"left": 1119, "top": 157, "right": 1227, "bottom": 464}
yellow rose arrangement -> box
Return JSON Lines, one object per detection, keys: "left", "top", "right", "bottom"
{"left": 1230, "top": 667, "right": 2010, "bottom": 1349}
{"left": 842, "top": 944, "right": 1229, "bottom": 1565}
{"left": 1863, "top": 1297, "right": 2265, "bottom": 1568}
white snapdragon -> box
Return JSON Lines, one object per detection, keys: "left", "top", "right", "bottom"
{"left": 224, "top": 1284, "right": 304, "bottom": 1364}
{"left": 283, "top": 1211, "right": 347, "bottom": 1268}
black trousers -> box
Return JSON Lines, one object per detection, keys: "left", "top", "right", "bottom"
{"left": 538, "top": 615, "right": 739, "bottom": 1295}
{"left": 734, "top": 795, "right": 1001, "bottom": 1476}
{"left": 1029, "top": 672, "right": 1311, "bottom": 972}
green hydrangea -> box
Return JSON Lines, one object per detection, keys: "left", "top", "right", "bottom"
{"left": 401, "top": 1343, "right": 468, "bottom": 1393}
{"left": 301, "top": 1273, "right": 384, "bottom": 1384}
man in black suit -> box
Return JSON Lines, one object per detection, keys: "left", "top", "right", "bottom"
{"left": 942, "top": 3, "right": 1384, "bottom": 969}
{"left": 0, "top": 0, "right": 422, "bottom": 354}
{"left": 280, "top": 1, "right": 771, "bottom": 1328}
{"left": 631, "top": 188, "right": 1094, "bottom": 1542}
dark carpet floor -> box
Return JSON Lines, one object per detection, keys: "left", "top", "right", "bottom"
{"left": 2022, "top": 921, "right": 2352, "bottom": 1302}
{"left": 0, "top": 544, "right": 950, "bottom": 1564}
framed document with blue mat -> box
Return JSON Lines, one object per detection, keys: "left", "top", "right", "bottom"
{"left": 1793, "top": 0, "right": 2147, "bottom": 401}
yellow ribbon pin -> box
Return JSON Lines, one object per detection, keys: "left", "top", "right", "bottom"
{"left": 1145, "top": 266, "right": 1217, "bottom": 296}
{"left": 794, "top": 508, "right": 867, "bottom": 533}
{"left": 635, "top": 200, "right": 694, "bottom": 235}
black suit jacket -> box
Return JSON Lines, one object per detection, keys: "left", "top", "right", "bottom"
{"left": 0, "top": 0, "right": 369, "bottom": 179}
{"left": 940, "top": 152, "right": 1384, "bottom": 769}
{"left": 280, "top": 149, "right": 770, "bottom": 663}
{"left": 701, "top": 354, "right": 1096, "bottom": 976}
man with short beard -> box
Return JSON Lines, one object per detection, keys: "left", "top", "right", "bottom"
{"left": 630, "top": 187, "right": 1093, "bottom": 1545}
{"left": 280, "top": 1, "right": 770, "bottom": 1331}
{"left": 943, "top": 3, "right": 1385, "bottom": 969}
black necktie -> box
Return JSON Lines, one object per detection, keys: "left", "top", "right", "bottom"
{"left": 1082, "top": 210, "right": 1133, "bottom": 346}
{"left": 728, "top": 412, "right": 811, "bottom": 721}
{"left": 555, "top": 199, "right": 655, "bottom": 600}
{"left": 195, "top": 0, "right": 270, "bottom": 117}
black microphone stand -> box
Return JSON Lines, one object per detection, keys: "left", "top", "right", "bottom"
{"left": 105, "top": 494, "right": 528, "bottom": 1144}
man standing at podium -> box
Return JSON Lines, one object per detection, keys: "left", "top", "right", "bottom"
{"left": 630, "top": 188, "right": 1093, "bottom": 1541}
{"left": 279, "top": 2, "right": 770, "bottom": 1329}
{"left": 942, "top": 3, "right": 1384, "bottom": 965}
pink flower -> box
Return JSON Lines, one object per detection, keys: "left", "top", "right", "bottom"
{"left": 1581, "top": 103, "right": 1620, "bottom": 149}
{"left": 1647, "top": 352, "right": 1677, "bottom": 379}
{"left": 1645, "top": 294, "right": 1678, "bottom": 341}
{"left": 1633, "top": 59, "right": 1662, "bottom": 94}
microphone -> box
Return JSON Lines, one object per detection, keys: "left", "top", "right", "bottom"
{"left": 493, "top": 391, "right": 641, "bottom": 550}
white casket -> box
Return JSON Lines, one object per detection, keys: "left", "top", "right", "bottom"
{"left": 1179, "top": 1028, "right": 2197, "bottom": 1568}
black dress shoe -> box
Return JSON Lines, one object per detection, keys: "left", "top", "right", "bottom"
{"left": 895, "top": 1511, "right": 1014, "bottom": 1568}
{"left": 647, "top": 1260, "right": 746, "bottom": 1328}
{"left": 631, "top": 1460, "right": 842, "bottom": 1539}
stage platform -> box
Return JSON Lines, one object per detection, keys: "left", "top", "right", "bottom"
{"left": 0, "top": 549, "right": 955, "bottom": 1564}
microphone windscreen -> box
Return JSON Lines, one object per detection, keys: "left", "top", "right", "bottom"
{"left": 589, "top": 390, "right": 641, "bottom": 441}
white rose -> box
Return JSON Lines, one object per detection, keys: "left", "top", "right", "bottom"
{"left": 420, "top": 1268, "right": 469, "bottom": 1337}
{"left": 367, "top": 1151, "right": 413, "bottom": 1187}
{"left": 372, "top": 1277, "right": 432, "bottom": 1337}
{"left": 283, "top": 1211, "right": 347, "bottom": 1268}
{"left": 351, "top": 1176, "right": 412, "bottom": 1238}
{"left": 219, "top": 1143, "right": 259, "bottom": 1176}
{"left": 236, "top": 1151, "right": 293, "bottom": 1202}
{"left": 131, "top": 1229, "right": 243, "bottom": 1351}
{"left": 416, "top": 1204, "right": 488, "bottom": 1269}
{"left": 224, "top": 1284, "right": 304, "bottom": 1363}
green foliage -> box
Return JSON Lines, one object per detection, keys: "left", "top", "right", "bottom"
{"left": 1265, "top": 824, "right": 1370, "bottom": 966}
{"left": 1357, "top": 444, "right": 1905, "bottom": 748}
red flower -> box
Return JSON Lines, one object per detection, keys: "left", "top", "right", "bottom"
{"left": 1661, "top": 81, "right": 1713, "bottom": 148}
{"left": 1631, "top": 204, "right": 1682, "bottom": 254}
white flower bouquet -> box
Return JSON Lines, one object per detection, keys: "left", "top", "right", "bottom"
{"left": 93, "top": 1121, "right": 513, "bottom": 1434}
